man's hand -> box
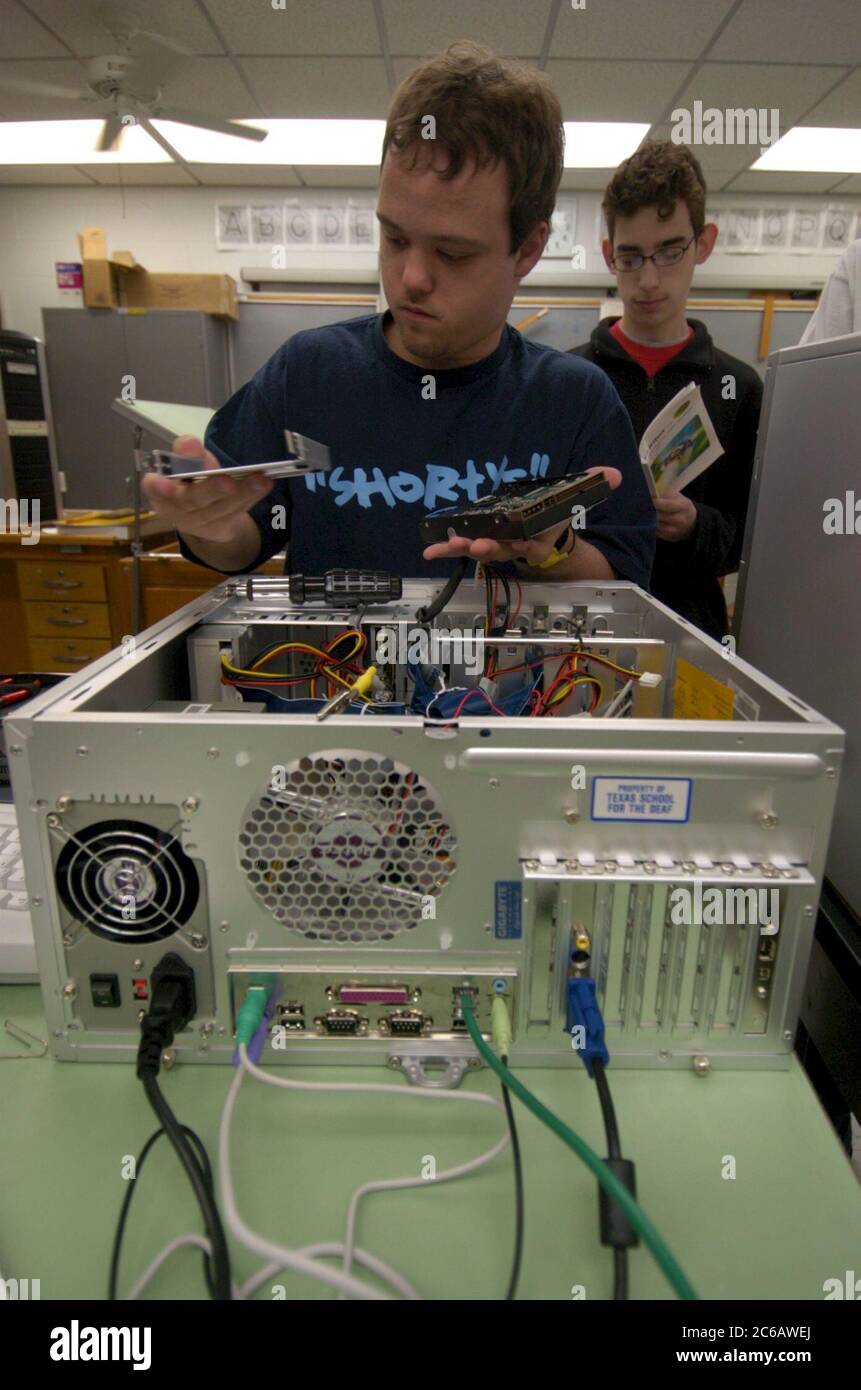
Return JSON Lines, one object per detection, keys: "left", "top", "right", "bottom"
{"left": 654, "top": 490, "right": 697, "bottom": 542}
{"left": 140, "top": 435, "right": 273, "bottom": 543}
{"left": 421, "top": 466, "right": 622, "bottom": 565}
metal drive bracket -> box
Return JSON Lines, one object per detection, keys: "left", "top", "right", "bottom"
{"left": 387, "top": 1051, "right": 481, "bottom": 1089}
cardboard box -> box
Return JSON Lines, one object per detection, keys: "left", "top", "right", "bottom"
{"left": 121, "top": 272, "right": 238, "bottom": 320}
{"left": 77, "top": 227, "right": 143, "bottom": 309}
{"left": 76, "top": 227, "right": 238, "bottom": 319}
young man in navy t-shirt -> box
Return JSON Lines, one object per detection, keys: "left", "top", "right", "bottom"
{"left": 143, "top": 43, "right": 655, "bottom": 590}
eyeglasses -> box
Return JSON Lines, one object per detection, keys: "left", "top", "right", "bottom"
{"left": 609, "top": 234, "right": 698, "bottom": 272}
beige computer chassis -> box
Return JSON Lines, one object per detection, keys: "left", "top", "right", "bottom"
{"left": 4, "top": 576, "right": 843, "bottom": 1082}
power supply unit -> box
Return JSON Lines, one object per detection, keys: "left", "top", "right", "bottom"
{"left": 4, "top": 574, "right": 843, "bottom": 1082}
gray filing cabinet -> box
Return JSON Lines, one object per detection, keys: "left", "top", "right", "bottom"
{"left": 42, "top": 308, "right": 230, "bottom": 511}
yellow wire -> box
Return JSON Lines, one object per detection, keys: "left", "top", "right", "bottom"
{"left": 546, "top": 676, "right": 603, "bottom": 710}
{"left": 575, "top": 652, "right": 642, "bottom": 679}
{"left": 220, "top": 633, "right": 373, "bottom": 702}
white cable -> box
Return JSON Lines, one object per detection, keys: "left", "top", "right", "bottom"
{"left": 124, "top": 1234, "right": 419, "bottom": 1302}
{"left": 341, "top": 1128, "right": 511, "bottom": 1283}
{"left": 237, "top": 1046, "right": 510, "bottom": 1298}
{"left": 237, "top": 1247, "right": 420, "bottom": 1302}
{"left": 123, "top": 1234, "right": 231, "bottom": 1301}
{"left": 219, "top": 1064, "right": 393, "bottom": 1300}
{"left": 238, "top": 1045, "right": 505, "bottom": 1116}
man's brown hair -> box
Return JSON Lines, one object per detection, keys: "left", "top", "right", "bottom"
{"left": 381, "top": 41, "right": 563, "bottom": 252}
{"left": 603, "top": 139, "right": 707, "bottom": 241}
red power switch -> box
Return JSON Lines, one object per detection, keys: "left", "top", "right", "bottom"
{"left": 132, "top": 977, "right": 149, "bottom": 1001}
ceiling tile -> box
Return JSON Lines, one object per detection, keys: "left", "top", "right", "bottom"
{"left": 550, "top": 0, "right": 734, "bottom": 60}
{"left": 382, "top": 0, "right": 550, "bottom": 56}
{"left": 709, "top": 0, "right": 861, "bottom": 65}
{"left": 670, "top": 63, "right": 847, "bottom": 132}
{"left": 202, "top": 0, "right": 380, "bottom": 55}
{"left": 0, "top": 60, "right": 91, "bottom": 119}
{"left": 724, "top": 170, "right": 850, "bottom": 193}
{"left": 0, "top": 165, "right": 93, "bottom": 182}
{"left": 23, "top": 0, "right": 224, "bottom": 57}
{"left": 240, "top": 57, "right": 391, "bottom": 116}
{"left": 559, "top": 168, "right": 615, "bottom": 191}
{"left": 801, "top": 69, "right": 861, "bottom": 126}
{"left": 546, "top": 59, "right": 692, "bottom": 122}
{"left": 0, "top": 0, "right": 70, "bottom": 58}
{"left": 152, "top": 56, "right": 260, "bottom": 118}
{"left": 296, "top": 166, "right": 380, "bottom": 187}
{"left": 186, "top": 164, "right": 302, "bottom": 186}
{"left": 646, "top": 122, "right": 758, "bottom": 175}
{"left": 78, "top": 162, "right": 198, "bottom": 185}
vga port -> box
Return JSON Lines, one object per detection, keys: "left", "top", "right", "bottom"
{"left": 378, "top": 1010, "right": 432, "bottom": 1037}
{"left": 314, "top": 1008, "right": 368, "bottom": 1037}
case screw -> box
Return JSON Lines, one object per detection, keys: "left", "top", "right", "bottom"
{"left": 756, "top": 811, "right": 778, "bottom": 828}
{"left": 564, "top": 808, "right": 580, "bottom": 823}
{"left": 161, "top": 1048, "right": 177, "bottom": 1070}
{"left": 692, "top": 1055, "right": 710, "bottom": 1075}
{"left": 62, "top": 981, "right": 77, "bottom": 1000}
{"left": 188, "top": 932, "right": 207, "bottom": 949}
{"left": 182, "top": 796, "right": 199, "bottom": 812}
{"left": 56, "top": 795, "right": 72, "bottom": 813}
{"left": 207, "top": 748, "right": 220, "bottom": 759}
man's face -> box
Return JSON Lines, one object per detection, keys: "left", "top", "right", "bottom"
{"left": 603, "top": 201, "right": 716, "bottom": 336}
{"left": 377, "top": 146, "right": 546, "bottom": 368}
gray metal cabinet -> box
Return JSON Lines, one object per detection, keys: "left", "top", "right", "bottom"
{"left": 42, "top": 309, "right": 230, "bottom": 510}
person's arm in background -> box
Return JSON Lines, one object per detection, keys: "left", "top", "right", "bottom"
{"left": 656, "top": 372, "right": 763, "bottom": 576}
{"left": 799, "top": 248, "right": 852, "bottom": 346}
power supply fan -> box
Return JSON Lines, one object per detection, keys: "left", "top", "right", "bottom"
{"left": 239, "top": 753, "right": 458, "bottom": 942}
{"left": 54, "top": 818, "right": 200, "bottom": 944}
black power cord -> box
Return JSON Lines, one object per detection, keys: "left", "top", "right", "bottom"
{"left": 109, "top": 1124, "right": 217, "bottom": 1299}
{"left": 415, "top": 556, "right": 470, "bottom": 624}
{"left": 135, "top": 953, "right": 232, "bottom": 1300}
{"left": 591, "top": 1058, "right": 637, "bottom": 1300}
{"left": 500, "top": 1054, "right": 524, "bottom": 1300}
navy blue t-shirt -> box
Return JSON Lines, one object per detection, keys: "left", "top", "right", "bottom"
{"left": 178, "top": 313, "right": 655, "bottom": 586}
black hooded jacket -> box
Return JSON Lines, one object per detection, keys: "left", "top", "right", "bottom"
{"left": 570, "top": 318, "right": 762, "bottom": 639}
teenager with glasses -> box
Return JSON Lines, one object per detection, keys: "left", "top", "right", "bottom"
{"left": 571, "top": 141, "right": 762, "bottom": 641}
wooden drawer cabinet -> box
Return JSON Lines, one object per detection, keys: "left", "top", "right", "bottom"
{"left": 24, "top": 601, "right": 112, "bottom": 639}
{"left": 28, "top": 636, "right": 112, "bottom": 671}
{"left": 18, "top": 562, "right": 107, "bottom": 603}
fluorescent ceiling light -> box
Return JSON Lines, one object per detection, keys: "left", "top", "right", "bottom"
{"left": 752, "top": 127, "right": 861, "bottom": 174}
{"left": 563, "top": 123, "right": 650, "bottom": 167}
{"left": 0, "top": 116, "right": 649, "bottom": 169}
{"left": 154, "top": 119, "right": 386, "bottom": 164}
{"left": 0, "top": 120, "right": 170, "bottom": 163}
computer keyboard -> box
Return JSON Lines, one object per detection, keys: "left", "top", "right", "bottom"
{"left": 0, "top": 802, "right": 37, "bottom": 981}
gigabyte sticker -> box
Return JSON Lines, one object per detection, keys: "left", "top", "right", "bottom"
{"left": 591, "top": 777, "right": 692, "bottom": 823}
{"left": 494, "top": 881, "right": 522, "bottom": 939}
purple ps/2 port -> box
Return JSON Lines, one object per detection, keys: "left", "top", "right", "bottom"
{"left": 338, "top": 985, "right": 410, "bottom": 1005}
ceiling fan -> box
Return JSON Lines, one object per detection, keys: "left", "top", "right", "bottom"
{"left": 0, "top": 1, "right": 267, "bottom": 159}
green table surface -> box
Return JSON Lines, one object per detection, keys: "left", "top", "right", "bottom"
{"left": 2, "top": 984, "right": 859, "bottom": 1302}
